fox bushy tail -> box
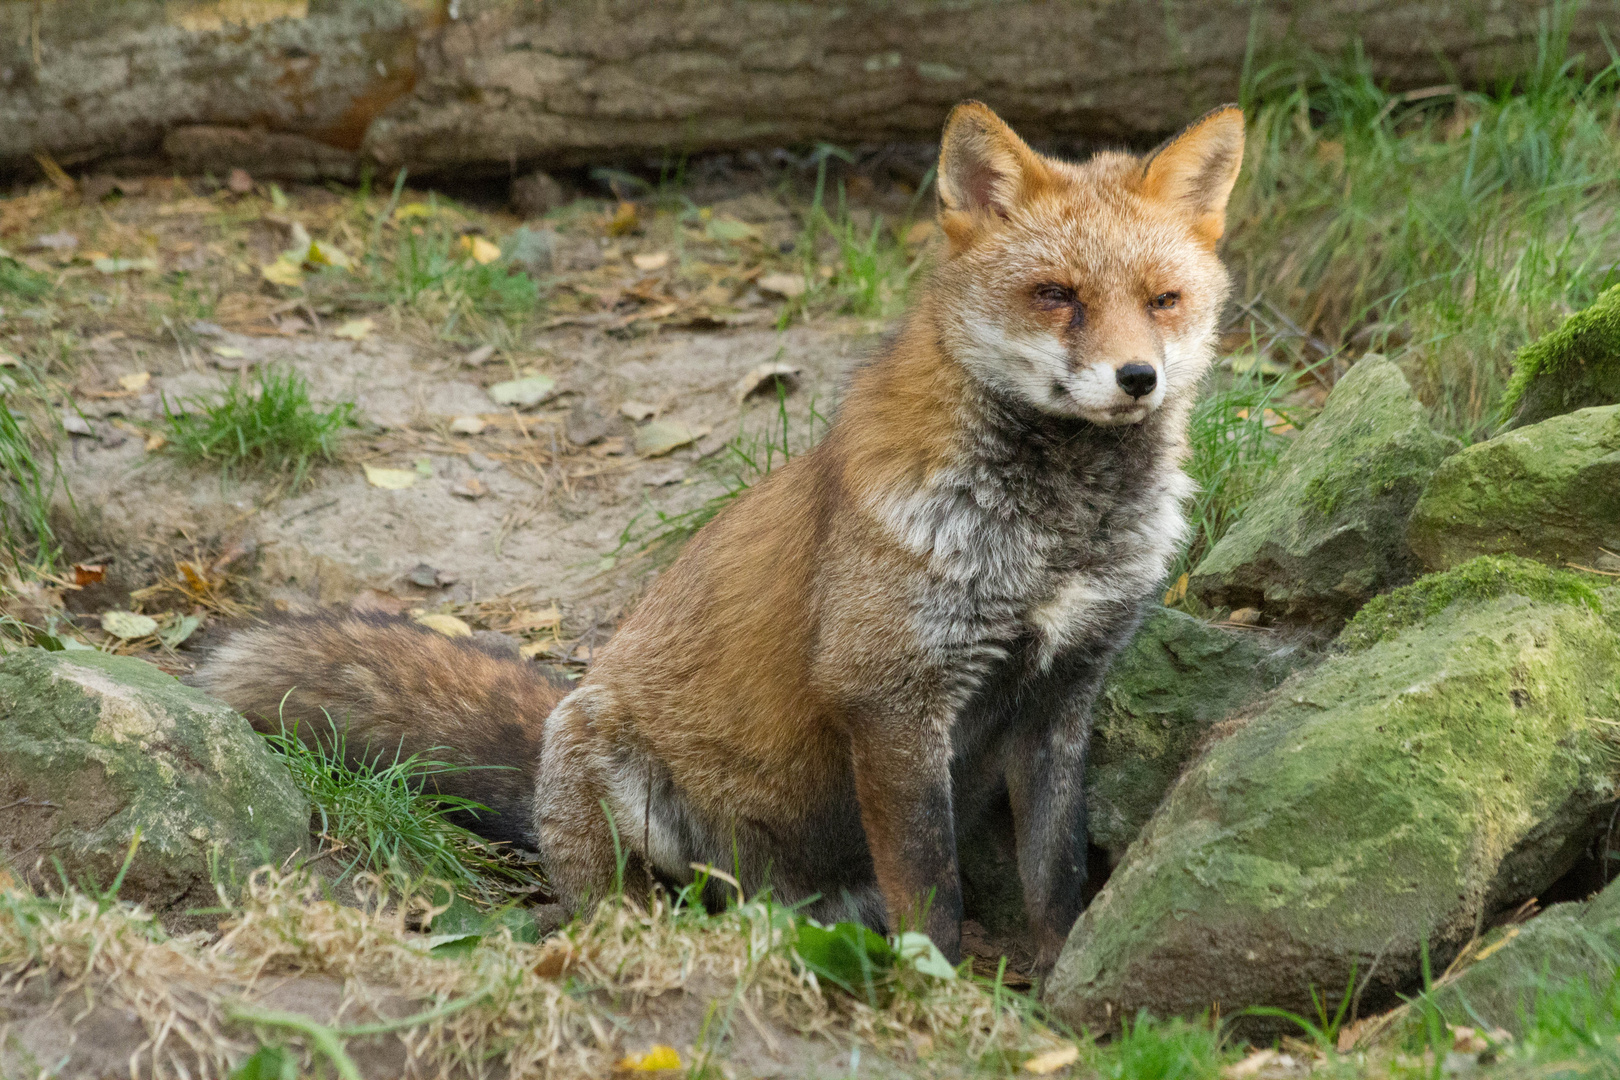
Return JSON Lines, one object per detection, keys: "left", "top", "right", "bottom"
{"left": 191, "top": 613, "right": 568, "bottom": 849}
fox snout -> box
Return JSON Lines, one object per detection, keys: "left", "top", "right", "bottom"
{"left": 1054, "top": 353, "right": 1166, "bottom": 426}
{"left": 1114, "top": 362, "right": 1157, "bottom": 399}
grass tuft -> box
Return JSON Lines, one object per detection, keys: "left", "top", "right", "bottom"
{"left": 0, "top": 394, "right": 60, "bottom": 570}
{"left": 161, "top": 367, "right": 354, "bottom": 486}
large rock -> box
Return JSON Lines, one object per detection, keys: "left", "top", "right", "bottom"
{"left": 1423, "top": 875, "right": 1620, "bottom": 1037}
{"left": 1046, "top": 567, "right": 1620, "bottom": 1034}
{"left": 0, "top": 650, "right": 309, "bottom": 923}
{"left": 958, "top": 607, "right": 1307, "bottom": 936}
{"left": 1086, "top": 608, "right": 1306, "bottom": 861}
{"left": 1189, "top": 356, "right": 1452, "bottom": 627}
{"left": 1500, "top": 282, "right": 1620, "bottom": 429}
{"left": 1408, "top": 404, "right": 1620, "bottom": 572}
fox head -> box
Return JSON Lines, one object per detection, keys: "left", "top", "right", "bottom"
{"left": 931, "top": 101, "right": 1244, "bottom": 427}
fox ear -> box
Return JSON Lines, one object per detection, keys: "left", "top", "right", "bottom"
{"left": 937, "top": 101, "right": 1050, "bottom": 222}
{"left": 1140, "top": 105, "right": 1245, "bottom": 244}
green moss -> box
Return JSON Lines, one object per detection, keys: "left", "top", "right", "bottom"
{"left": 1339, "top": 555, "right": 1605, "bottom": 651}
{"left": 1500, "top": 282, "right": 1620, "bottom": 426}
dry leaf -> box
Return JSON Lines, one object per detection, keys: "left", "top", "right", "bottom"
{"left": 450, "top": 476, "right": 488, "bottom": 499}
{"left": 1023, "top": 1045, "right": 1080, "bottom": 1074}
{"left": 607, "top": 201, "right": 640, "bottom": 236}
{"left": 0, "top": 352, "right": 18, "bottom": 367}
{"left": 619, "top": 400, "right": 657, "bottom": 422}
{"left": 332, "top": 317, "right": 374, "bottom": 341}
{"left": 70, "top": 563, "right": 106, "bottom": 586}
{"left": 212, "top": 345, "right": 246, "bottom": 360}
{"left": 488, "top": 374, "right": 557, "bottom": 408}
{"left": 615, "top": 1045, "right": 681, "bottom": 1071}
{"left": 1163, "top": 572, "right": 1189, "bottom": 606}
{"left": 415, "top": 613, "right": 472, "bottom": 638}
{"left": 733, "top": 361, "right": 802, "bottom": 404}
{"left": 756, "top": 272, "right": 807, "bottom": 299}
{"left": 464, "top": 344, "right": 497, "bottom": 366}
{"left": 631, "top": 251, "right": 671, "bottom": 271}
{"left": 362, "top": 463, "right": 419, "bottom": 490}
{"left": 306, "top": 239, "right": 352, "bottom": 270}
{"left": 459, "top": 235, "right": 502, "bottom": 264}
{"left": 260, "top": 253, "right": 304, "bottom": 287}
{"left": 634, "top": 420, "right": 709, "bottom": 457}
{"left": 1227, "top": 607, "right": 1262, "bottom": 626}
{"left": 449, "top": 415, "right": 487, "bottom": 435}
{"left": 101, "top": 610, "right": 158, "bottom": 640}
{"left": 144, "top": 431, "right": 167, "bottom": 452}
{"left": 117, "top": 371, "right": 151, "bottom": 392}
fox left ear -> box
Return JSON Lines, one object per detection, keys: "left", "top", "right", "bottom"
{"left": 937, "top": 101, "right": 1052, "bottom": 226}
{"left": 1140, "top": 105, "right": 1245, "bottom": 245}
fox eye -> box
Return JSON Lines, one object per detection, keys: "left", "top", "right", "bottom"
{"left": 1033, "top": 283, "right": 1077, "bottom": 306}
{"left": 1150, "top": 292, "right": 1180, "bottom": 311}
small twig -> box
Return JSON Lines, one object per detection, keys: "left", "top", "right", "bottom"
{"left": 280, "top": 499, "right": 339, "bottom": 528}
{"left": 227, "top": 996, "right": 480, "bottom": 1080}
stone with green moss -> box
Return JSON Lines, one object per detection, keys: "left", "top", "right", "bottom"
{"left": 1419, "top": 875, "right": 1620, "bottom": 1038}
{"left": 1045, "top": 591, "right": 1620, "bottom": 1035}
{"left": 1189, "top": 355, "right": 1452, "bottom": 626}
{"left": 0, "top": 649, "right": 308, "bottom": 925}
{"left": 1408, "top": 404, "right": 1620, "bottom": 572}
{"left": 1086, "top": 608, "right": 1308, "bottom": 860}
{"left": 1501, "top": 282, "right": 1620, "bottom": 428}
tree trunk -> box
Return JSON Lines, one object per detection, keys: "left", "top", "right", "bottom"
{"left": 3, "top": 1, "right": 1615, "bottom": 180}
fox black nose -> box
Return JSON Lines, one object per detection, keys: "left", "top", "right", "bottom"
{"left": 1116, "top": 363, "right": 1157, "bottom": 399}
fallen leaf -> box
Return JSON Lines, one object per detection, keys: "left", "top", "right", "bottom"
{"left": 0, "top": 352, "right": 17, "bottom": 367}
{"left": 464, "top": 344, "right": 497, "bottom": 366}
{"left": 532, "top": 938, "right": 578, "bottom": 978}
{"left": 61, "top": 411, "right": 94, "bottom": 437}
{"left": 70, "top": 563, "right": 106, "bottom": 586}
{"left": 459, "top": 235, "right": 502, "bottom": 264}
{"left": 415, "top": 613, "right": 472, "bottom": 638}
{"left": 413, "top": 457, "right": 434, "bottom": 477}
{"left": 101, "top": 610, "right": 158, "bottom": 639}
{"left": 332, "top": 317, "right": 374, "bottom": 341}
{"left": 619, "top": 400, "right": 657, "bottom": 421}
{"left": 488, "top": 374, "right": 557, "bottom": 408}
{"left": 362, "top": 463, "right": 419, "bottom": 490}
{"left": 159, "top": 614, "right": 202, "bottom": 648}
{"left": 756, "top": 272, "right": 807, "bottom": 299}
{"left": 1223, "top": 1050, "right": 1281, "bottom": 1079}
{"left": 144, "top": 431, "right": 167, "bottom": 452}
{"left": 607, "top": 201, "right": 640, "bottom": 236}
{"left": 1227, "top": 607, "right": 1262, "bottom": 626}
{"left": 733, "top": 361, "right": 803, "bottom": 404}
{"left": 449, "top": 415, "right": 487, "bottom": 435}
{"left": 518, "top": 640, "right": 551, "bottom": 659}
{"left": 631, "top": 251, "right": 671, "bottom": 271}
{"left": 615, "top": 1045, "right": 681, "bottom": 1071}
{"left": 393, "top": 202, "right": 444, "bottom": 221}
{"left": 408, "top": 563, "right": 446, "bottom": 588}
{"left": 306, "top": 239, "right": 352, "bottom": 270}
{"left": 260, "top": 253, "right": 305, "bottom": 287}
{"left": 117, "top": 371, "right": 151, "bottom": 392}
{"left": 590, "top": 436, "right": 629, "bottom": 457}
{"left": 1023, "top": 1045, "right": 1080, "bottom": 1074}
{"left": 227, "top": 168, "right": 254, "bottom": 194}
{"left": 93, "top": 256, "right": 159, "bottom": 274}
{"left": 706, "top": 216, "right": 761, "bottom": 243}
{"left": 634, "top": 420, "right": 709, "bottom": 457}
{"left": 30, "top": 231, "right": 78, "bottom": 252}
{"left": 1163, "top": 572, "right": 1189, "bottom": 606}
{"left": 211, "top": 345, "right": 247, "bottom": 360}
{"left": 450, "top": 477, "right": 488, "bottom": 499}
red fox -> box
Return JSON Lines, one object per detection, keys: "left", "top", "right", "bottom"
{"left": 196, "top": 101, "right": 1243, "bottom": 970}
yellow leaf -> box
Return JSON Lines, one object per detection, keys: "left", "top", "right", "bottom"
{"left": 362, "top": 463, "right": 418, "bottom": 490}
{"left": 631, "top": 251, "right": 670, "bottom": 271}
{"left": 414, "top": 613, "right": 472, "bottom": 638}
{"left": 261, "top": 254, "right": 305, "bottom": 287}
{"left": 607, "top": 201, "right": 639, "bottom": 236}
{"left": 306, "top": 239, "right": 352, "bottom": 270}
{"left": 394, "top": 202, "right": 434, "bottom": 221}
{"left": 1163, "top": 572, "right": 1189, "bottom": 606}
{"left": 615, "top": 1045, "right": 681, "bottom": 1071}
{"left": 1023, "top": 1045, "right": 1079, "bottom": 1074}
{"left": 459, "top": 235, "right": 502, "bottom": 264}
{"left": 332, "top": 317, "right": 374, "bottom": 341}
{"left": 117, "top": 371, "right": 151, "bottom": 392}
{"left": 212, "top": 345, "right": 246, "bottom": 359}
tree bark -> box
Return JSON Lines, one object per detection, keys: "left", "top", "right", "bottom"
{"left": 2, "top": 1, "right": 1615, "bottom": 180}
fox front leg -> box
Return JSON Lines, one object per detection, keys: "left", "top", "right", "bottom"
{"left": 847, "top": 709, "right": 964, "bottom": 962}
{"left": 1004, "top": 663, "right": 1107, "bottom": 974}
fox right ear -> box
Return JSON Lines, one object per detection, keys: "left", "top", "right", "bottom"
{"left": 1140, "top": 105, "right": 1245, "bottom": 245}
{"left": 937, "top": 101, "right": 1051, "bottom": 225}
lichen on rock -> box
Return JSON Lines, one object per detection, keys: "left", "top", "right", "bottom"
{"left": 1189, "top": 355, "right": 1452, "bottom": 627}
{"left": 0, "top": 650, "right": 309, "bottom": 927}
{"left": 1408, "top": 404, "right": 1620, "bottom": 572}
{"left": 1500, "top": 282, "right": 1620, "bottom": 428}
{"left": 1045, "top": 589, "right": 1620, "bottom": 1035}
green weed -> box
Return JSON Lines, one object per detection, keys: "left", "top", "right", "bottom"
{"left": 1092, "top": 1012, "right": 1230, "bottom": 1080}
{"left": 259, "top": 715, "right": 520, "bottom": 895}
{"left": 1229, "top": 17, "right": 1620, "bottom": 442}
{"left": 161, "top": 367, "right": 354, "bottom": 486}
{"left": 0, "top": 257, "right": 51, "bottom": 302}
{"left": 0, "top": 392, "right": 60, "bottom": 570}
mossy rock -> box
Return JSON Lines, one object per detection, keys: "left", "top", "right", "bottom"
{"left": 1189, "top": 356, "right": 1452, "bottom": 627}
{"left": 1501, "top": 282, "right": 1620, "bottom": 428}
{"left": 1420, "top": 875, "right": 1620, "bottom": 1038}
{"left": 1086, "top": 608, "right": 1307, "bottom": 860}
{"left": 958, "top": 608, "right": 1308, "bottom": 936}
{"left": 1408, "top": 404, "right": 1620, "bottom": 572}
{"left": 0, "top": 649, "right": 309, "bottom": 925}
{"left": 1045, "top": 591, "right": 1620, "bottom": 1035}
